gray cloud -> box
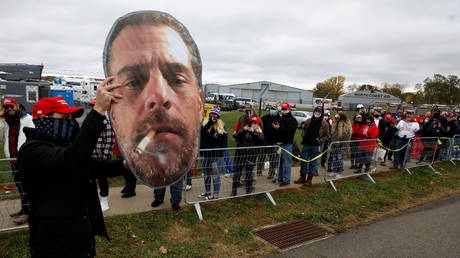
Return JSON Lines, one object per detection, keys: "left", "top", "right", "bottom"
{"left": 1, "top": 0, "right": 459, "bottom": 91}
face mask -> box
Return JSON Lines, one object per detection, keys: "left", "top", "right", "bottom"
{"left": 335, "top": 115, "right": 340, "bottom": 119}
{"left": 269, "top": 110, "right": 277, "bottom": 116}
{"left": 314, "top": 112, "right": 321, "bottom": 118}
{"left": 33, "top": 117, "right": 79, "bottom": 143}
{"left": 245, "top": 110, "right": 253, "bottom": 120}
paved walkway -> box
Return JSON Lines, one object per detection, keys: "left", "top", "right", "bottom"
{"left": 267, "top": 193, "right": 460, "bottom": 258}
{"left": 0, "top": 157, "right": 433, "bottom": 229}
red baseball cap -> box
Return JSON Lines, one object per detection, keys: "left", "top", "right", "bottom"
{"left": 249, "top": 117, "right": 259, "bottom": 123}
{"left": 281, "top": 102, "right": 290, "bottom": 110}
{"left": 89, "top": 98, "right": 96, "bottom": 105}
{"left": 3, "top": 97, "right": 17, "bottom": 106}
{"left": 32, "top": 96, "right": 83, "bottom": 118}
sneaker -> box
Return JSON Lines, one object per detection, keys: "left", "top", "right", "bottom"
{"left": 121, "top": 192, "right": 136, "bottom": 198}
{"left": 100, "top": 196, "right": 109, "bottom": 212}
{"left": 151, "top": 199, "right": 164, "bottom": 207}
{"left": 279, "top": 182, "right": 290, "bottom": 187}
{"left": 13, "top": 215, "right": 28, "bottom": 225}
{"left": 10, "top": 210, "right": 24, "bottom": 218}
{"left": 205, "top": 195, "right": 215, "bottom": 200}
{"left": 171, "top": 203, "right": 181, "bottom": 211}
{"left": 327, "top": 172, "right": 334, "bottom": 177}
{"left": 272, "top": 179, "right": 277, "bottom": 183}
{"left": 198, "top": 192, "right": 211, "bottom": 198}
{"left": 224, "top": 173, "right": 232, "bottom": 178}
{"left": 334, "top": 174, "right": 344, "bottom": 179}
{"left": 185, "top": 185, "right": 192, "bottom": 191}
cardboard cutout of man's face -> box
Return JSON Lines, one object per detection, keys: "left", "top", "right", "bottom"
{"left": 104, "top": 11, "right": 203, "bottom": 187}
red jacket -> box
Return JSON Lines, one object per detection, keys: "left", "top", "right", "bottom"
{"left": 351, "top": 123, "right": 366, "bottom": 140}
{"left": 359, "top": 123, "right": 379, "bottom": 151}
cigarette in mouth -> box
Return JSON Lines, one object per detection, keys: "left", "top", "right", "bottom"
{"left": 136, "top": 130, "right": 156, "bottom": 152}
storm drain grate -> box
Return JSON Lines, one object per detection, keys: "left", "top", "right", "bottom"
{"left": 253, "top": 220, "right": 332, "bottom": 250}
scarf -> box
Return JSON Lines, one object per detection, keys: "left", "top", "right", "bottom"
{"left": 32, "top": 117, "right": 79, "bottom": 144}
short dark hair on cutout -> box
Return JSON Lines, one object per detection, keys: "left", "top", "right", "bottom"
{"left": 103, "top": 11, "right": 202, "bottom": 88}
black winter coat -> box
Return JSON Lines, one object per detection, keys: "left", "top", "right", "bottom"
{"left": 18, "top": 110, "right": 126, "bottom": 257}
{"left": 200, "top": 120, "right": 228, "bottom": 158}
{"left": 272, "top": 113, "right": 298, "bottom": 144}
{"left": 261, "top": 114, "right": 280, "bottom": 144}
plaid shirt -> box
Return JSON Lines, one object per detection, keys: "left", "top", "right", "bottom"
{"left": 5, "top": 112, "right": 21, "bottom": 161}
{"left": 92, "top": 115, "right": 115, "bottom": 160}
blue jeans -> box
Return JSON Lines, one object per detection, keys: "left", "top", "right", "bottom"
{"left": 201, "top": 157, "right": 224, "bottom": 195}
{"left": 393, "top": 138, "right": 409, "bottom": 168}
{"left": 330, "top": 147, "right": 344, "bottom": 173}
{"left": 300, "top": 145, "right": 321, "bottom": 177}
{"left": 153, "top": 179, "right": 183, "bottom": 205}
{"left": 277, "top": 143, "right": 293, "bottom": 184}
{"left": 224, "top": 149, "right": 234, "bottom": 174}
{"left": 186, "top": 170, "right": 192, "bottom": 186}
{"left": 454, "top": 137, "right": 460, "bottom": 159}
{"left": 439, "top": 139, "right": 450, "bottom": 160}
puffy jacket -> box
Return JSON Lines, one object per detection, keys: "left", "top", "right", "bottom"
{"left": 18, "top": 110, "right": 126, "bottom": 257}
{"left": 358, "top": 123, "right": 379, "bottom": 151}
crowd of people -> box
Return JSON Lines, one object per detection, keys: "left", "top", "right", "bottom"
{"left": 1, "top": 96, "right": 460, "bottom": 256}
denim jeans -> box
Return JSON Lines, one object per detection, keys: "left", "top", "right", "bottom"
{"left": 201, "top": 157, "right": 224, "bottom": 195}
{"left": 393, "top": 138, "right": 410, "bottom": 168}
{"left": 277, "top": 143, "right": 293, "bottom": 184}
{"left": 330, "top": 147, "right": 344, "bottom": 173}
{"left": 300, "top": 145, "right": 321, "bottom": 177}
{"left": 186, "top": 170, "right": 192, "bottom": 186}
{"left": 153, "top": 179, "right": 183, "bottom": 205}
{"left": 454, "top": 137, "right": 460, "bottom": 159}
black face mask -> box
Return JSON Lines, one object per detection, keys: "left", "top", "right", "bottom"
{"left": 245, "top": 110, "right": 253, "bottom": 120}
{"left": 33, "top": 117, "right": 79, "bottom": 143}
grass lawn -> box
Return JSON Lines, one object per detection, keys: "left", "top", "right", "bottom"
{"left": 2, "top": 161, "right": 460, "bottom": 257}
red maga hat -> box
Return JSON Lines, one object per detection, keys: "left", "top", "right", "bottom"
{"left": 32, "top": 96, "right": 83, "bottom": 118}
{"left": 281, "top": 102, "right": 290, "bottom": 110}
{"left": 89, "top": 98, "right": 97, "bottom": 105}
{"left": 3, "top": 97, "right": 17, "bottom": 106}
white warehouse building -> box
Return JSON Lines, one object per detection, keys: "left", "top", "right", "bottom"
{"left": 338, "top": 90, "right": 402, "bottom": 110}
{"left": 203, "top": 81, "right": 313, "bottom": 105}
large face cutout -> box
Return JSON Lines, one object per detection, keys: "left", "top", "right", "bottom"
{"left": 104, "top": 12, "right": 203, "bottom": 187}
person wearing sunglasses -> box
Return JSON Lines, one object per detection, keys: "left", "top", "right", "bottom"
{"left": 0, "top": 97, "right": 35, "bottom": 225}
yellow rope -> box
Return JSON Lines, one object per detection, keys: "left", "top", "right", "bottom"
{"left": 376, "top": 139, "right": 409, "bottom": 152}
{"left": 277, "top": 146, "right": 331, "bottom": 163}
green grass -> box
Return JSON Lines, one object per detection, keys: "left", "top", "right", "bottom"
{"left": 2, "top": 161, "right": 460, "bottom": 257}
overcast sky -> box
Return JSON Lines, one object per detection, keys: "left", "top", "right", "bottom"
{"left": 1, "top": 0, "right": 459, "bottom": 91}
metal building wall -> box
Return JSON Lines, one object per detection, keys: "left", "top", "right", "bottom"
{"left": 204, "top": 81, "right": 313, "bottom": 105}
{"left": 338, "top": 90, "right": 402, "bottom": 110}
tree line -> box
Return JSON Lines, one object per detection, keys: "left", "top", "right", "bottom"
{"left": 313, "top": 74, "right": 460, "bottom": 105}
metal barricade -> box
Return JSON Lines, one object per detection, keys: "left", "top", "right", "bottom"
{"left": 324, "top": 139, "right": 377, "bottom": 191}
{"left": 403, "top": 137, "right": 439, "bottom": 174}
{"left": 184, "top": 146, "right": 281, "bottom": 220}
{"left": 450, "top": 135, "right": 460, "bottom": 165}
{"left": 0, "top": 158, "right": 28, "bottom": 232}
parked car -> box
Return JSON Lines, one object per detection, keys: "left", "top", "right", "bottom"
{"left": 291, "top": 111, "right": 312, "bottom": 128}
{"left": 235, "top": 97, "right": 257, "bottom": 109}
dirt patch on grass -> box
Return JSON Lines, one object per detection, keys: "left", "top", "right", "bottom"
{"left": 164, "top": 223, "right": 196, "bottom": 244}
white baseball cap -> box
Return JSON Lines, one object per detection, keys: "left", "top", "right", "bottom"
{"left": 357, "top": 104, "right": 364, "bottom": 109}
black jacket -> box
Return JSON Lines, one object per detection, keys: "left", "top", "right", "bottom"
{"left": 261, "top": 114, "right": 280, "bottom": 144}
{"left": 200, "top": 119, "right": 228, "bottom": 158}
{"left": 18, "top": 110, "right": 126, "bottom": 257}
{"left": 272, "top": 113, "right": 298, "bottom": 144}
